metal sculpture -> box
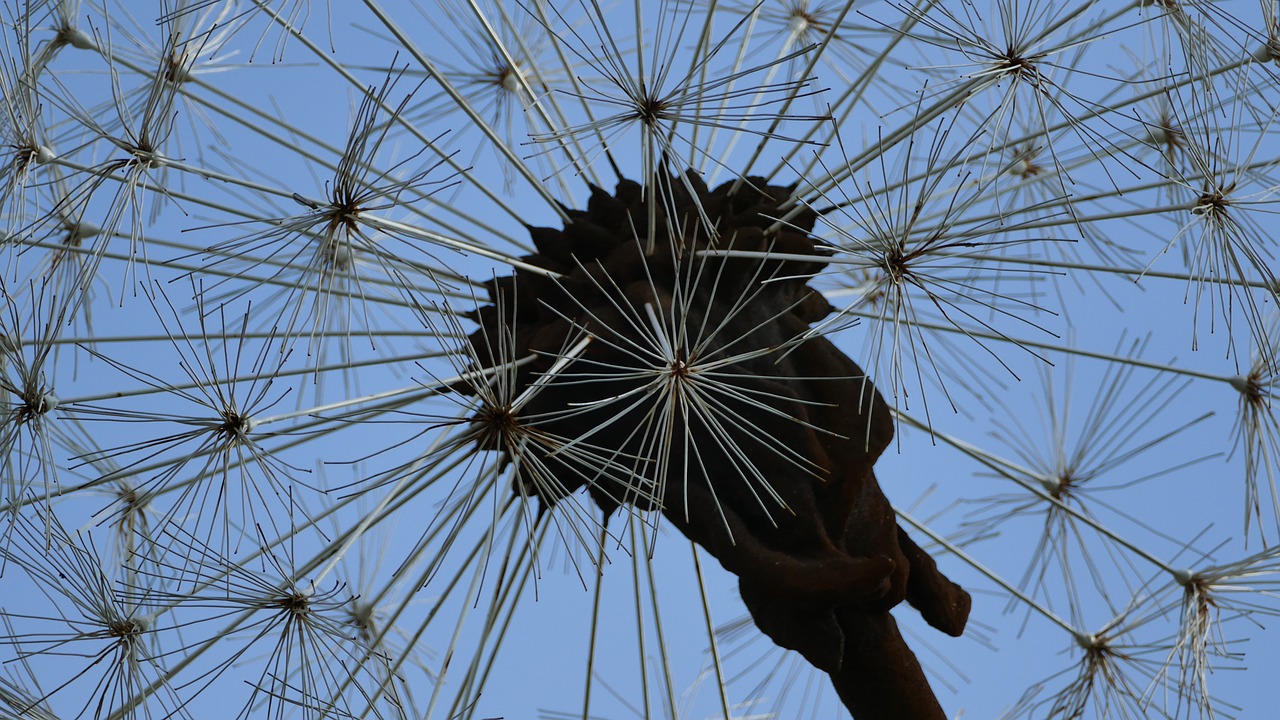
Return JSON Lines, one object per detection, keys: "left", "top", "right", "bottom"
{"left": 466, "top": 172, "right": 971, "bottom": 718}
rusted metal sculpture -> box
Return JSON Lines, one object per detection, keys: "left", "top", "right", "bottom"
{"left": 465, "top": 171, "right": 971, "bottom": 719}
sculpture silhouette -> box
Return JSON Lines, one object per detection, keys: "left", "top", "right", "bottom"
{"left": 465, "top": 171, "right": 971, "bottom": 719}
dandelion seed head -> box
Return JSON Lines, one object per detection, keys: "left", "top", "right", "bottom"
{"left": 1258, "top": 38, "right": 1280, "bottom": 64}
{"left": 1179, "top": 574, "right": 1219, "bottom": 632}
{"left": 662, "top": 347, "right": 694, "bottom": 380}
{"left": 62, "top": 217, "right": 100, "bottom": 245}
{"left": 52, "top": 22, "right": 95, "bottom": 53}
{"left": 1144, "top": 116, "right": 1185, "bottom": 153}
{"left": 1007, "top": 143, "right": 1047, "bottom": 180}
{"left": 996, "top": 50, "right": 1043, "bottom": 87}
{"left": 14, "top": 386, "right": 57, "bottom": 420}
{"left": 1190, "top": 188, "right": 1231, "bottom": 218}
{"left": 1228, "top": 336, "right": 1279, "bottom": 538}
{"left": 346, "top": 598, "right": 377, "bottom": 638}
{"left": 1230, "top": 370, "right": 1266, "bottom": 406}
{"left": 105, "top": 615, "right": 147, "bottom": 641}
{"left": 317, "top": 232, "right": 357, "bottom": 274}
{"left": 496, "top": 61, "right": 525, "bottom": 95}
{"left": 879, "top": 245, "right": 911, "bottom": 286}
{"left": 1152, "top": 560, "right": 1261, "bottom": 715}
{"left": 162, "top": 46, "right": 197, "bottom": 85}
{"left": 7, "top": 141, "right": 54, "bottom": 180}
{"left": 343, "top": 595, "right": 400, "bottom": 658}
{"left": 1077, "top": 635, "right": 1128, "bottom": 679}
{"left": 1043, "top": 468, "right": 1078, "bottom": 502}
{"left": 1028, "top": 628, "right": 1156, "bottom": 719}
{"left": 119, "top": 143, "right": 166, "bottom": 169}
{"left": 215, "top": 406, "right": 255, "bottom": 443}
{"left": 112, "top": 481, "right": 152, "bottom": 535}
{"left": 635, "top": 93, "right": 674, "bottom": 129}
{"left": 472, "top": 401, "right": 524, "bottom": 453}
{"left": 272, "top": 590, "right": 312, "bottom": 618}
{"left": 744, "top": 0, "right": 840, "bottom": 49}
{"left": 786, "top": 6, "right": 818, "bottom": 38}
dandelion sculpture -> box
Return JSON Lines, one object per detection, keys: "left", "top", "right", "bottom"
{"left": 465, "top": 172, "right": 970, "bottom": 717}
{"left": 3, "top": 1, "right": 1280, "bottom": 719}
